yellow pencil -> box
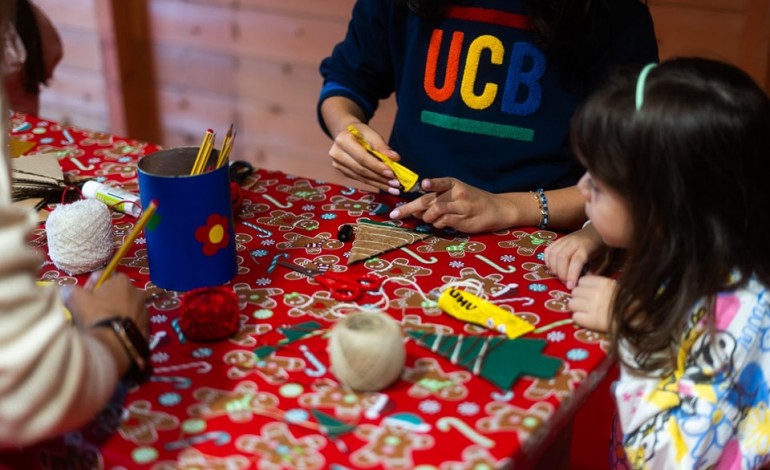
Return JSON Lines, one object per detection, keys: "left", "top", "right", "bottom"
{"left": 95, "top": 200, "right": 158, "bottom": 288}
{"left": 190, "top": 129, "right": 214, "bottom": 175}
{"left": 216, "top": 124, "right": 235, "bottom": 169}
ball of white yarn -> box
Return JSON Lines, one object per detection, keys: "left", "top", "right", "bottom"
{"left": 46, "top": 199, "right": 114, "bottom": 275}
{"left": 328, "top": 311, "right": 405, "bottom": 392}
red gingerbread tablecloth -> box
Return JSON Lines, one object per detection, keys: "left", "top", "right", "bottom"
{"left": 2, "top": 113, "right": 611, "bottom": 470}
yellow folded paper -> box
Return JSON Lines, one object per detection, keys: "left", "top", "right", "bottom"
{"left": 438, "top": 287, "right": 534, "bottom": 339}
{"left": 347, "top": 124, "right": 420, "bottom": 192}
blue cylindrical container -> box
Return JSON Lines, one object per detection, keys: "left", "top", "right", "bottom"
{"left": 137, "top": 147, "right": 236, "bottom": 291}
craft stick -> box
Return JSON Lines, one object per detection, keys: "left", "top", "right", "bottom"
{"left": 95, "top": 200, "right": 158, "bottom": 288}
{"left": 190, "top": 129, "right": 214, "bottom": 175}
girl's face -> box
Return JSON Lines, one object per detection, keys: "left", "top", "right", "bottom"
{"left": 577, "top": 172, "right": 632, "bottom": 248}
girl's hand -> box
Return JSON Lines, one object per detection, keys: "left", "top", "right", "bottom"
{"left": 388, "top": 178, "right": 517, "bottom": 233}
{"left": 328, "top": 124, "right": 402, "bottom": 194}
{"left": 568, "top": 274, "right": 616, "bottom": 332}
{"left": 544, "top": 223, "right": 604, "bottom": 289}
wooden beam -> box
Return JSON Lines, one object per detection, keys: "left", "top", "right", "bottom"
{"left": 94, "top": 0, "right": 160, "bottom": 142}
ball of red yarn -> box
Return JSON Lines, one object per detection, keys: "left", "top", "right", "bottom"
{"left": 179, "top": 286, "right": 240, "bottom": 342}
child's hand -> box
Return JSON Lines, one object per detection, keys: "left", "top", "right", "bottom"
{"left": 389, "top": 178, "right": 516, "bottom": 233}
{"left": 544, "top": 223, "right": 604, "bottom": 289}
{"left": 64, "top": 272, "right": 149, "bottom": 336}
{"left": 568, "top": 274, "right": 616, "bottom": 332}
{"left": 328, "top": 124, "right": 402, "bottom": 194}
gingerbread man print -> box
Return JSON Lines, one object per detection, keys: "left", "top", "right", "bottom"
{"left": 322, "top": 194, "right": 388, "bottom": 216}
{"left": 276, "top": 179, "right": 331, "bottom": 202}
{"left": 285, "top": 292, "right": 342, "bottom": 321}
{"left": 232, "top": 283, "right": 283, "bottom": 310}
{"left": 403, "top": 357, "right": 471, "bottom": 401}
{"left": 236, "top": 422, "right": 327, "bottom": 470}
{"left": 476, "top": 401, "right": 553, "bottom": 444}
{"left": 298, "top": 378, "right": 383, "bottom": 420}
{"left": 351, "top": 414, "right": 434, "bottom": 469}
{"left": 365, "top": 258, "right": 432, "bottom": 283}
{"left": 224, "top": 349, "right": 305, "bottom": 384}
{"left": 276, "top": 232, "right": 344, "bottom": 254}
{"left": 523, "top": 363, "right": 587, "bottom": 400}
{"left": 257, "top": 210, "right": 318, "bottom": 231}
{"left": 151, "top": 448, "right": 251, "bottom": 470}
{"left": 118, "top": 400, "right": 179, "bottom": 445}
{"left": 187, "top": 381, "right": 279, "bottom": 423}
{"left": 439, "top": 445, "right": 511, "bottom": 470}
{"left": 498, "top": 230, "right": 557, "bottom": 256}
{"left": 417, "top": 236, "right": 485, "bottom": 258}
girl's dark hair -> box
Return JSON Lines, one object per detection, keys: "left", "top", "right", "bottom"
{"left": 13, "top": 0, "right": 48, "bottom": 94}
{"left": 571, "top": 57, "right": 770, "bottom": 373}
{"left": 400, "top": 0, "right": 622, "bottom": 88}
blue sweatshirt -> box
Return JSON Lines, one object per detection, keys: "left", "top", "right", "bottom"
{"left": 319, "top": 0, "right": 658, "bottom": 193}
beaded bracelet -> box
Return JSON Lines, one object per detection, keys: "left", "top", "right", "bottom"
{"left": 530, "top": 188, "right": 549, "bottom": 229}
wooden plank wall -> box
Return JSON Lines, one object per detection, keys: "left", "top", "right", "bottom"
{"left": 32, "top": 0, "right": 770, "bottom": 187}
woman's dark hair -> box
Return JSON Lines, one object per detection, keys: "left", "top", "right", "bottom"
{"left": 571, "top": 57, "right": 770, "bottom": 373}
{"left": 12, "top": 0, "right": 48, "bottom": 94}
{"left": 399, "top": 0, "right": 624, "bottom": 88}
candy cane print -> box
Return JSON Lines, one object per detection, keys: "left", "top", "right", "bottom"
{"left": 364, "top": 394, "right": 390, "bottom": 420}
{"left": 533, "top": 318, "right": 575, "bottom": 334}
{"left": 69, "top": 156, "right": 94, "bottom": 171}
{"left": 12, "top": 122, "right": 31, "bottom": 132}
{"left": 148, "top": 330, "right": 167, "bottom": 350}
{"left": 164, "top": 431, "right": 231, "bottom": 451}
{"left": 474, "top": 254, "right": 516, "bottom": 273}
{"left": 267, "top": 253, "right": 289, "bottom": 274}
{"left": 299, "top": 344, "right": 327, "bottom": 377}
{"left": 262, "top": 194, "right": 293, "bottom": 208}
{"left": 170, "top": 318, "right": 186, "bottom": 344}
{"left": 61, "top": 129, "right": 75, "bottom": 144}
{"left": 436, "top": 416, "right": 495, "bottom": 448}
{"left": 400, "top": 247, "right": 437, "bottom": 264}
{"left": 242, "top": 221, "right": 273, "bottom": 238}
{"left": 150, "top": 375, "right": 192, "bottom": 390}
{"left": 154, "top": 361, "right": 212, "bottom": 374}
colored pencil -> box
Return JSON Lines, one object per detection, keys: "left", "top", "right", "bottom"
{"left": 95, "top": 200, "right": 158, "bottom": 288}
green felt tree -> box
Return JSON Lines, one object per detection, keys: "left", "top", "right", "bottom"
{"left": 408, "top": 331, "right": 562, "bottom": 391}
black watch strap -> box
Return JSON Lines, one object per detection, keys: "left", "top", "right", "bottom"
{"left": 92, "top": 316, "right": 152, "bottom": 384}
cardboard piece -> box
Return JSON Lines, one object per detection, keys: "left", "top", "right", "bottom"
{"left": 348, "top": 220, "right": 431, "bottom": 264}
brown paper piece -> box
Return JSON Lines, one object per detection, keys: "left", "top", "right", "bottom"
{"left": 348, "top": 220, "right": 431, "bottom": 264}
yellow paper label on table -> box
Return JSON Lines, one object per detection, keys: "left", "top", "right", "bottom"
{"left": 438, "top": 287, "right": 534, "bottom": 339}
{"left": 347, "top": 125, "right": 420, "bottom": 192}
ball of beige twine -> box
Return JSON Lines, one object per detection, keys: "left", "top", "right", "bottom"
{"left": 46, "top": 199, "right": 114, "bottom": 275}
{"left": 328, "top": 311, "right": 405, "bottom": 392}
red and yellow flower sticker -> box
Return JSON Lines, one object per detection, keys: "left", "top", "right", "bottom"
{"left": 195, "top": 214, "right": 230, "bottom": 256}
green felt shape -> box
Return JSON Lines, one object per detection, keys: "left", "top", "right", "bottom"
{"left": 254, "top": 321, "right": 323, "bottom": 359}
{"left": 310, "top": 409, "right": 356, "bottom": 439}
{"left": 408, "top": 331, "right": 562, "bottom": 391}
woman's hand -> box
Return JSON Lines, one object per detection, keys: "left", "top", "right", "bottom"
{"left": 328, "top": 123, "right": 402, "bottom": 194}
{"left": 568, "top": 274, "right": 616, "bottom": 332}
{"left": 388, "top": 178, "right": 519, "bottom": 233}
{"left": 544, "top": 223, "right": 604, "bottom": 289}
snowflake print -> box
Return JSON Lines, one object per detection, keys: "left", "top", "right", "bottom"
{"left": 419, "top": 400, "right": 442, "bottom": 414}
{"left": 529, "top": 283, "right": 547, "bottom": 292}
{"left": 261, "top": 239, "right": 275, "bottom": 246}
{"left": 547, "top": 331, "right": 566, "bottom": 342}
{"left": 449, "top": 260, "right": 465, "bottom": 269}
{"left": 536, "top": 252, "right": 545, "bottom": 261}
{"left": 255, "top": 278, "right": 272, "bottom": 286}
{"left": 321, "top": 213, "right": 337, "bottom": 220}
{"left": 151, "top": 314, "right": 168, "bottom": 324}
{"left": 567, "top": 348, "right": 589, "bottom": 361}
{"left": 457, "top": 402, "right": 480, "bottom": 416}
{"left": 135, "top": 237, "right": 146, "bottom": 245}
{"left": 192, "top": 348, "right": 213, "bottom": 358}
{"left": 151, "top": 352, "right": 170, "bottom": 363}
{"left": 500, "top": 254, "right": 516, "bottom": 263}
{"left": 159, "top": 393, "right": 181, "bottom": 406}
{"left": 251, "top": 249, "right": 269, "bottom": 257}
{"left": 302, "top": 205, "right": 316, "bottom": 211}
